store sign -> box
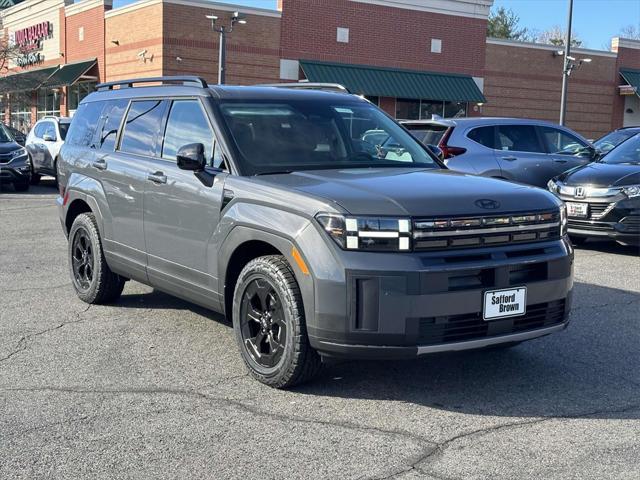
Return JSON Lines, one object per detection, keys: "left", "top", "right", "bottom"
{"left": 10, "top": 21, "right": 53, "bottom": 68}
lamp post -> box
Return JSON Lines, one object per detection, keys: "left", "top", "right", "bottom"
{"left": 206, "top": 11, "right": 247, "bottom": 85}
{"left": 559, "top": 0, "right": 573, "bottom": 126}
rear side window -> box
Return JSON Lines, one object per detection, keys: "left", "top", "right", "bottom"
{"left": 468, "top": 126, "right": 496, "bottom": 149}
{"left": 66, "top": 101, "right": 106, "bottom": 147}
{"left": 99, "top": 99, "right": 128, "bottom": 151}
{"left": 405, "top": 124, "right": 448, "bottom": 145}
{"left": 41, "top": 122, "right": 57, "bottom": 140}
{"left": 162, "top": 100, "right": 214, "bottom": 162}
{"left": 496, "top": 125, "right": 543, "bottom": 153}
{"left": 58, "top": 123, "right": 69, "bottom": 140}
{"left": 538, "top": 126, "right": 587, "bottom": 155}
{"left": 119, "top": 100, "right": 167, "bottom": 157}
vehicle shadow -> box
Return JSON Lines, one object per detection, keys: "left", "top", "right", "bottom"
{"left": 0, "top": 178, "right": 58, "bottom": 196}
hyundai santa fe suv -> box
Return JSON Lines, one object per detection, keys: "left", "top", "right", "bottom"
{"left": 57, "top": 77, "right": 574, "bottom": 388}
{"left": 402, "top": 117, "right": 597, "bottom": 188}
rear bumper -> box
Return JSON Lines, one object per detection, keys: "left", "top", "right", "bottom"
{"left": 308, "top": 238, "right": 574, "bottom": 359}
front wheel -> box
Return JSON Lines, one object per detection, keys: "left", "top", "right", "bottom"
{"left": 68, "top": 212, "right": 125, "bottom": 304}
{"left": 232, "top": 255, "right": 321, "bottom": 388}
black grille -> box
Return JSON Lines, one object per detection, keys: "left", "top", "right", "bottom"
{"left": 413, "top": 211, "right": 560, "bottom": 251}
{"left": 417, "top": 300, "right": 566, "bottom": 346}
{"left": 0, "top": 153, "right": 13, "bottom": 164}
{"left": 620, "top": 216, "right": 640, "bottom": 233}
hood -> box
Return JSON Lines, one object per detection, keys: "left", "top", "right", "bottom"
{"left": 557, "top": 162, "right": 640, "bottom": 187}
{"left": 256, "top": 168, "right": 560, "bottom": 217}
{"left": 0, "top": 141, "right": 22, "bottom": 154}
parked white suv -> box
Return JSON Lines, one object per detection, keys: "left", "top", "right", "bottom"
{"left": 26, "top": 116, "right": 70, "bottom": 185}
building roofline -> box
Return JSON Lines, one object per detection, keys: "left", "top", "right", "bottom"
{"left": 66, "top": 0, "right": 112, "bottom": 17}
{"left": 105, "top": 0, "right": 281, "bottom": 19}
{"left": 486, "top": 37, "right": 618, "bottom": 58}
{"left": 612, "top": 37, "right": 640, "bottom": 51}
{"left": 348, "top": 0, "right": 492, "bottom": 20}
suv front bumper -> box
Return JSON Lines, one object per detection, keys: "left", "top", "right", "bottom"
{"left": 0, "top": 157, "right": 30, "bottom": 185}
{"left": 307, "top": 239, "right": 573, "bottom": 359}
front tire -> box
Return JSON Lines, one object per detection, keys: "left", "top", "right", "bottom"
{"left": 68, "top": 212, "right": 125, "bottom": 304}
{"left": 232, "top": 255, "right": 321, "bottom": 388}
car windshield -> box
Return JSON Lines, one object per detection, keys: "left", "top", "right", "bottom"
{"left": 59, "top": 122, "right": 69, "bottom": 140}
{"left": 601, "top": 134, "right": 640, "bottom": 165}
{"left": 0, "top": 125, "right": 14, "bottom": 143}
{"left": 594, "top": 129, "right": 638, "bottom": 154}
{"left": 404, "top": 124, "right": 448, "bottom": 146}
{"left": 217, "top": 99, "right": 440, "bottom": 175}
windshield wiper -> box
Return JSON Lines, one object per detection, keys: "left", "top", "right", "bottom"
{"left": 254, "top": 170, "right": 294, "bottom": 176}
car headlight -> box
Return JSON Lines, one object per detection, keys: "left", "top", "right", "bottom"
{"left": 316, "top": 213, "right": 411, "bottom": 251}
{"left": 560, "top": 203, "right": 567, "bottom": 236}
{"left": 547, "top": 179, "right": 559, "bottom": 194}
{"left": 10, "top": 147, "right": 27, "bottom": 159}
{"left": 622, "top": 185, "right": 640, "bottom": 198}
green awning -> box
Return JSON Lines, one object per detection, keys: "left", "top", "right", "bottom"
{"left": 620, "top": 69, "right": 640, "bottom": 97}
{"left": 300, "top": 60, "right": 486, "bottom": 103}
{"left": 41, "top": 59, "right": 97, "bottom": 88}
{"left": 0, "top": 65, "right": 59, "bottom": 94}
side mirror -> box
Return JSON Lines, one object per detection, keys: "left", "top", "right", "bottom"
{"left": 426, "top": 144, "right": 444, "bottom": 160}
{"left": 42, "top": 134, "right": 56, "bottom": 142}
{"left": 176, "top": 143, "right": 206, "bottom": 171}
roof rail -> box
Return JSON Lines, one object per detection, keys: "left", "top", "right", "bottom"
{"left": 257, "top": 82, "right": 351, "bottom": 93}
{"left": 96, "top": 76, "right": 209, "bottom": 91}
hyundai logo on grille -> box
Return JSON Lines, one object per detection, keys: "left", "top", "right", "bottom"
{"left": 474, "top": 199, "right": 500, "bottom": 210}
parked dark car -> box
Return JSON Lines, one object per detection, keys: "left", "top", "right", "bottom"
{"left": 4, "top": 124, "right": 26, "bottom": 146}
{"left": 57, "top": 77, "right": 573, "bottom": 388}
{"left": 593, "top": 126, "right": 640, "bottom": 155}
{"left": 548, "top": 133, "right": 640, "bottom": 246}
{"left": 0, "top": 124, "right": 31, "bottom": 191}
{"left": 401, "top": 118, "right": 598, "bottom": 188}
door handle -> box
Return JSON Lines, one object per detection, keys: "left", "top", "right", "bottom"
{"left": 147, "top": 171, "right": 167, "bottom": 184}
{"left": 91, "top": 158, "right": 108, "bottom": 170}
{"left": 501, "top": 156, "right": 517, "bottom": 161}
{"left": 553, "top": 159, "right": 568, "bottom": 163}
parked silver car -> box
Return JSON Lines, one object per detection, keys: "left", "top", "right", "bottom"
{"left": 25, "top": 116, "right": 71, "bottom": 185}
{"left": 402, "top": 117, "right": 598, "bottom": 188}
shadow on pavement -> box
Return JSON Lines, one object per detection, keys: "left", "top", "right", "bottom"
{"left": 574, "top": 239, "right": 639, "bottom": 256}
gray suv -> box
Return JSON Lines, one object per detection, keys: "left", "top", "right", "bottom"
{"left": 57, "top": 77, "right": 574, "bottom": 388}
{"left": 402, "top": 117, "right": 597, "bottom": 188}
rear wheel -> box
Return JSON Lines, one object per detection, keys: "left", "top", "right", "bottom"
{"left": 68, "top": 212, "right": 125, "bottom": 304}
{"left": 232, "top": 255, "right": 321, "bottom": 388}
{"left": 13, "top": 180, "right": 29, "bottom": 192}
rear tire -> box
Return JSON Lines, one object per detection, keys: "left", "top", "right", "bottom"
{"left": 68, "top": 212, "right": 125, "bottom": 304}
{"left": 232, "top": 255, "right": 322, "bottom": 388}
{"left": 13, "top": 180, "right": 29, "bottom": 192}
{"left": 569, "top": 235, "right": 587, "bottom": 245}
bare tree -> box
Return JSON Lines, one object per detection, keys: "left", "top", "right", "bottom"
{"left": 0, "top": 36, "right": 23, "bottom": 73}
{"left": 535, "top": 25, "right": 583, "bottom": 47}
{"left": 619, "top": 24, "right": 640, "bottom": 40}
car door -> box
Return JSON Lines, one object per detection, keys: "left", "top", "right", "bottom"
{"left": 40, "top": 121, "right": 59, "bottom": 174}
{"left": 142, "top": 98, "right": 227, "bottom": 308}
{"left": 537, "top": 125, "right": 592, "bottom": 177}
{"left": 97, "top": 99, "right": 167, "bottom": 282}
{"left": 27, "top": 122, "right": 46, "bottom": 171}
{"left": 495, "top": 124, "right": 555, "bottom": 187}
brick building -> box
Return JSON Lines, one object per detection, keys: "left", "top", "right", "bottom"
{"left": 0, "top": 0, "right": 638, "bottom": 138}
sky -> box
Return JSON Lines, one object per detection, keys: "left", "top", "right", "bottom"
{"left": 112, "top": 0, "right": 639, "bottom": 51}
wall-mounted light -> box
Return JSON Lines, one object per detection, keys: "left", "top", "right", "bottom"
{"left": 111, "top": 39, "right": 120, "bottom": 45}
{"left": 137, "top": 49, "right": 153, "bottom": 63}
{"left": 176, "top": 56, "right": 183, "bottom": 62}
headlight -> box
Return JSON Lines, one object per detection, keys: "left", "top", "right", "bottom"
{"left": 316, "top": 213, "right": 411, "bottom": 251}
{"left": 547, "top": 179, "right": 559, "bottom": 194}
{"left": 10, "top": 147, "right": 27, "bottom": 159}
{"left": 622, "top": 185, "right": 640, "bottom": 198}
{"left": 560, "top": 204, "right": 567, "bottom": 236}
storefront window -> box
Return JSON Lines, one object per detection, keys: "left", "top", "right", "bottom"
{"left": 396, "top": 99, "right": 420, "bottom": 120}
{"left": 10, "top": 92, "right": 32, "bottom": 134}
{"left": 444, "top": 101, "right": 467, "bottom": 118}
{"left": 68, "top": 81, "right": 97, "bottom": 115}
{"left": 420, "top": 100, "right": 444, "bottom": 119}
{"left": 37, "top": 87, "right": 61, "bottom": 119}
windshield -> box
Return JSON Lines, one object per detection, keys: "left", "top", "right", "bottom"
{"left": 0, "top": 124, "right": 14, "bottom": 143}
{"left": 404, "top": 124, "right": 448, "bottom": 146}
{"left": 594, "top": 129, "right": 638, "bottom": 154}
{"left": 602, "top": 134, "right": 640, "bottom": 165}
{"left": 217, "top": 99, "right": 440, "bottom": 175}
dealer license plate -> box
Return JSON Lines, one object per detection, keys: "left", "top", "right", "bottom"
{"left": 566, "top": 202, "right": 588, "bottom": 218}
{"left": 483, "top": 287, "right": 527, "bottom": 321}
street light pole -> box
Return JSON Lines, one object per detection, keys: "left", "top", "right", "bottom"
{"left": 206, "top": 12, "right": 246, "bottom": 85}
{"left": 559, "top": 0, "right": 573, "bottom": 126}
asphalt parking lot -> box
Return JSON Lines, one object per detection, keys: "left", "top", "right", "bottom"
{"left": 1, "top": 182, "right": 639, "bottom": 480}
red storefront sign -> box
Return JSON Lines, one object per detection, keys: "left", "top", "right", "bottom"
{"left": 14, "top": 21, "right": 52, "bottom": 49}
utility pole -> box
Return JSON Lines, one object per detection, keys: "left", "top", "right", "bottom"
{"left": 559, "top": 0, "right": 573, "bottom": 126}
{"left": 206, "top": 12, "right": 247, "bottom": 85}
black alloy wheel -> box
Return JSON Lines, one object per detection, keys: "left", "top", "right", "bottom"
{"left": 240, "top": 278, "right": 287, "bottom": 369}
{"left": 71, "top": 227, "right": 95, "bottom": 293}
